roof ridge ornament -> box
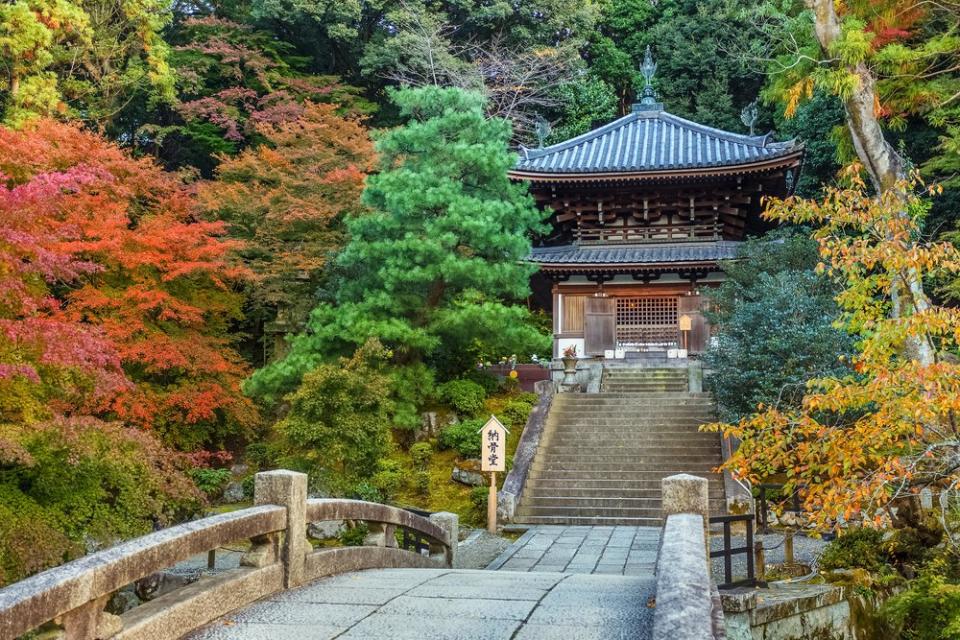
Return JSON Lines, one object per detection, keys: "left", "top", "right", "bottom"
{"left": 740, "top": 100, "right": 759, "bottom": 136}
{"left": 634, "top": 45, "right": 663, "bottom": 112}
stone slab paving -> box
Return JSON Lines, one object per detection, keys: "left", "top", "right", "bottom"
{"left": 487, "top": 525, "right": 660, "bottom": 576}
{"left": 187, "top": 568, "right": 655, "bottom": 639}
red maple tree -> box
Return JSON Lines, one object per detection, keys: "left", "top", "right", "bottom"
{"left": 0, "top": 120, "right": 258, "bottom": 448}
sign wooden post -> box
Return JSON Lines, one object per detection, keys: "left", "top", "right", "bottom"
{"left": 480, "top": 415, "right": 508, "bottom": 534}
{"left": 679, "top": 314, "right": 693, "bottom": 351}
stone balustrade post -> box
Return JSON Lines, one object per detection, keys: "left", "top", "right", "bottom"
{"left": 254, "top": 470, "right": 308, "bottom": 588}
{"left": 428, "top": 512, "right": 459, "bottom": 568}
{"left": 661, "top": 473, "right": 711, "bottom": 554}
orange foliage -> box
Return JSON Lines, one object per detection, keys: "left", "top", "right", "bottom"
{"left": 705, "top": 165, "right": 960, "bottom": 529}
{"left": 200, "top": 102, "right": 375, "bottom": 323}
{"left": 0, "top": 120, "right": 258, "bottom": 449}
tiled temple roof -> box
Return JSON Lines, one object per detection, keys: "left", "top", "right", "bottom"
{"left": 514, "top": 107, "right": 799, "bottom": 176}
{"left": 529, "top": 241, "right": 742, "bottom": 265}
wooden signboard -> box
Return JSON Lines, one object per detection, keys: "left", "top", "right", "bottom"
{"left": 480, "top": 415, "right": 508, "bottom": 472}
{"left": 678, "top": 314, "right": 693, "bottom": 331}
{"left": 479, "top": 415, "right": 509, "bottom": 533}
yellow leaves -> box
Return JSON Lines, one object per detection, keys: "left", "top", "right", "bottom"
{"left": 783, "top": 78, "right": 814, "bottom": 119}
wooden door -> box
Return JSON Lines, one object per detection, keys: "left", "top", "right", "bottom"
{"left": 584, "top": 297, "right": 616, "bottom": 356}
{"left": 677, "top": 294, "right": 709, "bottom": 353}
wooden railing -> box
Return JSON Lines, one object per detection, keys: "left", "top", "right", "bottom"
{"left": 578, "top": 223, "right": 721, "bottom": 244}
{"left": 709, "top": 514, "right": 756, "bottom": 589}
{"left": 0, "top": 470, "right": 457, "bottom": 640}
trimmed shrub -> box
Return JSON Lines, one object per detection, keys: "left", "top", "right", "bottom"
{"left": 410, "top": 442, "right": 433, "bottom": 470}
{"left": 438, "top": 418, "right": 484, "bottom": 458}
{"left": 372, "top": 459, "right": 404, "bottom": 502}
{"left": 438, "top": 379, "right": 486, "bottom": 415}
{"left": 414, "top": 470, "right": 431, "bottom": 497}
{"left": 275, "top": 340, "right": 393, "bottom": 496}
{"left": 339, "top": 523, "right": 368, "bottom": 546}
{"left": 502, "top": 399, "right": 535, "bottom": 428}
{"left": 820, "top": 527, "right": 886, "bottom": 572}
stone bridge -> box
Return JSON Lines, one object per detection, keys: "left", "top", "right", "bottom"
{"left": 0, "top": 471, "right": 720, "bottom": 640}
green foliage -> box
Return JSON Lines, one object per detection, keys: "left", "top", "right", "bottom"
{"left": 439, "top": 380, "right": 487, "bottom": 416}
{"left": 410, "top": 442, "right": 433, "bottom": 470}
{"left": 187, "top": 468, "right": 233, "bottom": 499}
{"left": 246, "top": 86, "right": 550, "bottom": 402}
{"left": 547, "top": 75, "right": 619, "bottom": 142}
{"left": 502, "top": 399, "right": 535, "bottom": 429}
{"left": 590, "top": 0, "right": 766, "bottom": 129}
{"left": 820, "top": 527, "right": 886, "bottom": 572}
{"left": 883, "top": 559, "right": 960, "bottom": 640}
{"left": 704, "top": 232, "right": 855, "bottom": 421}
{"left": 389, "top": 364, "right": 436, "bottom": 431}
{"left": 0, "top": 418, "right": 202, "bottom": 586}
{"left": 414, "top": 470, "right": 431, "bottom": 497}
{"left": 470, "top": 484, "right": 488, "bottom": 514}
{"left": 273, "top": 339, "right": 393, "bottom": 496}
{"left": 339, "top": 522, "right": 368, "bottom": 546}
{"left": 461, "top": 369, "right": 501, "bottom": 395}
{"left": 371, "top": 459, "right": 404, "bottom": 502}
{"left": 438, "top": 418, "right": 484, "bottom": 459}
{"left": 775, "top": 90, "right": 846, "bottom": 197}
{"left": 0, "top": 0, "right": 175, "bottom": 127}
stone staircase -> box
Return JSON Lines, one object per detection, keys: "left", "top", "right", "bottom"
{"left": 515, "top": 367, "right": 726, "bottom": 526}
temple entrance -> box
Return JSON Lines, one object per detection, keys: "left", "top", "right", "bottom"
{"left": 616, "top": 297, "right": 679, "bottom": 351}
{"left": 577, "top": 293, "right": 708, "bottom": 356}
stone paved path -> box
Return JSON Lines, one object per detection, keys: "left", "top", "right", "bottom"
{"left": 187, "top": 568, "right": 655, "bottom": 639}
{"left": 487, "top": 525, "right": 660, "bottom": 575}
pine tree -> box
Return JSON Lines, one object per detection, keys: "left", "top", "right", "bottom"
{"left": 247, "top": 87, "right": 550, "bottom": 402}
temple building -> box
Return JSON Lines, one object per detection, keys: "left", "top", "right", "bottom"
{"left": 512, "top": 50, "right": 804, "bottom": 360}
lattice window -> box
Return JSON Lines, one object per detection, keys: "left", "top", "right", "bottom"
{"left": 616, "top": 297, "right": 679, "bottom": 347}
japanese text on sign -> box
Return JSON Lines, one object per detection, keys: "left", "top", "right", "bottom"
{"left": 480, "top": 415, "right": 509, "bottom": 472}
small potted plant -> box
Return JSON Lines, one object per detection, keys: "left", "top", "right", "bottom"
{"left": 561, "top": 344, "right": 578, "bottom": 375}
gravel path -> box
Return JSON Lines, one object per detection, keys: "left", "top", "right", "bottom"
{"left": 710, "top": 531, "right": 827, "bottom": 583}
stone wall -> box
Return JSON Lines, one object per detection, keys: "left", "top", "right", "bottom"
{"left": 499, "top": 379, "right": 554, "bottom": 521}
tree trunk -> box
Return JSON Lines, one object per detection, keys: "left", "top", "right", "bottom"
{"left": 806, "top": 0, "right": 935, "bottom": 365}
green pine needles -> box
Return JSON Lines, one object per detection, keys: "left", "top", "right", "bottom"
{"left": 247, "top": 87, "right": 550, "bottom": 403}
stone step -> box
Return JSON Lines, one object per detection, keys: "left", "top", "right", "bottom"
{"left": 552, "top": 398, "right": 713, "bottom": 406}
{"left": 546, "top": 431, "right": 720, "bottom": 439}
{"left": 538, "top": 448, "right": 721, "bottom": 459}
{"left": 520, "top": 488, "right": 725, "bottom": 501}
{"left": 530, "top": 463, "right": 721, "bottom": 474}
{"left": 555, "top": 392, "right": 710, "bottom": 399}
{"left": 532, "top": 450, "right": 720, "bottom": 460}
{"left": 550, "top": 422, "right": 715, "bottom": 430}
{"left": 526, "top": 476, "right": 722, "bottom": 488}
{"left": 602, "top": 379, "right": 688, "bottom": 384}
{"left": 527, "top": 469, "right": 722, "bottom": 479}
{"left": 513, "top": 515, "right": 665, "bottom": 526}
{"left": 601, "top": 384, "right": 688, "bottom": 389}
{"left": 517, "top": 499, "right": 720, "bottom": 515}
{"left": 514, "top": 505, "right": 725, "bottom": 519}
{"left": 604, "top": 371, "right": 688, "bottom": 378}
{"left": 553, "top": 412, "right": 716, "bottom": 419}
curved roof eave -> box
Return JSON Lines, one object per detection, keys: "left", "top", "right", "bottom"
{"left": 509, "top": 149, "right": 804, "bottom": 184}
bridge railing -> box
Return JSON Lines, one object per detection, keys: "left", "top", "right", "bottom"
{"left": 0, "top": 470, "right": 457, "bottom": 640}
{"left": 652, "top": 474, "right": 725, "bottom": 640}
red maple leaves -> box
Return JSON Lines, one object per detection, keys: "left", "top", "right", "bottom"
{"left": 0, "top": 120, "right": 257, "bottom": 448}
